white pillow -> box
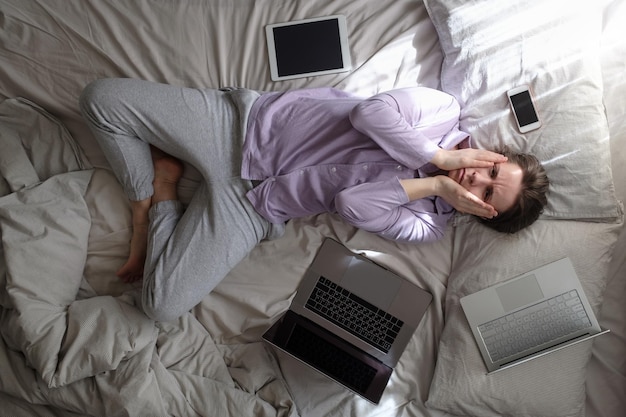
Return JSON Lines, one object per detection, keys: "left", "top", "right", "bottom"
{"left": 426, "top": 218, "right": 622, "bottom": 417}
{"left": 423, "top": 0, "right": 620, "bottom": 221}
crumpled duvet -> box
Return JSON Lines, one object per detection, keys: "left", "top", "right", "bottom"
{"left": 0, "top": 98, "right": 298, "bottom": 417}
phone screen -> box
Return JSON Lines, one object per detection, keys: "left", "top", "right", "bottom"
{"left": 510, "top": 91, "right": 539, "bottom": 126}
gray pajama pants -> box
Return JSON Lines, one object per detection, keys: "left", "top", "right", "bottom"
{"left": 79, "top": 78, "right": 278, "bottom": 322}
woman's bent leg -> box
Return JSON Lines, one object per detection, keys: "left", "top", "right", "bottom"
{"left": 79, "top": 78, "right": 232, "bottom": 200}
{"left": 79, "top": 79, "right": 271, "bottom": 321}
{"left": 79, "top": 79, "right": 201, "bottom": 279}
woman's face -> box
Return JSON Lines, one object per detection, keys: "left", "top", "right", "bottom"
{"left": 448, "top": 162, "right": 523, "bottom": 214}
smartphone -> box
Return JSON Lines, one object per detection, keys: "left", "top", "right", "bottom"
{"left": 507, "top": 86, "right": 541, "bottom": 133}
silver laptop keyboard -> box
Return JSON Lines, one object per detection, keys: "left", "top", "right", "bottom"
{"left": 305, "top": 276, "right": 404, "bottom": 353}
{"left": 478, "top": 289, "right": 591, "bottom": 362}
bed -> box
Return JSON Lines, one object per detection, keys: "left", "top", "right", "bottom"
{"left": 0, "top": 0, "right": 624, "bottom": 416}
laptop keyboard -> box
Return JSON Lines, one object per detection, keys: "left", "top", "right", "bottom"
{"left": 286, "top": 322, "right": 377, "bottom": 393}
{"left": 478, "top": 289, "right": 592, "bottom": 362}
{"left": 305, "top": 276, "right": 404, "bottom": 353}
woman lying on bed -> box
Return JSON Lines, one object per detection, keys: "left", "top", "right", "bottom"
{"left": 79, "top": 79, "right": 548, "bottom": 322}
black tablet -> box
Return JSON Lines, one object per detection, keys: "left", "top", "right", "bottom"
{"left": 265, "top": 15, "right": 352, "bottom": 81}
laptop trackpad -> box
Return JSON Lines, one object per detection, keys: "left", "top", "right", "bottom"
{"left": 496, "top": 274, "right": 544, "bottom": 312}
{"left": 340, "top": 258, "right": 401, "bottom": 309}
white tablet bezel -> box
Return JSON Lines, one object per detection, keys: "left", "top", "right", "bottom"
{"left": 265, "top": 15, "right": 352, "bottom": 82}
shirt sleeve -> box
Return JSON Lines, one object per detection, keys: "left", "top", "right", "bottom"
{"left": 333, "top": 178, "right": 450, "bottom": 243}
{"left": 348, "top": 87, "right": 461, "bottom": 170}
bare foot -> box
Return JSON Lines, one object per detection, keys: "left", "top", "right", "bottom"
{"left": 117, "top": 147, "right": 183, "bottom": 283}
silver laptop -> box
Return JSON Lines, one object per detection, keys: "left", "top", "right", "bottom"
{"left": 262, "top": 238, "right": 432, "bottom": 404}
{"left": 461, "top": 257, "right": 609, "bottom": 373}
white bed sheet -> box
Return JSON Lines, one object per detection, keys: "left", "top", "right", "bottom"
{"left": 0, "top": 0, "right": 623, "bottom": 416}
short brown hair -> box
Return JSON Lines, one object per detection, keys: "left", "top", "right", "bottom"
{"left": 479, "top": 147, "right": 549, "bottom": 233}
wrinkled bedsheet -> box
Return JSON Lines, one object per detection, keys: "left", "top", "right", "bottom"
{"left": 0, "top": 98, "right": 297, "bottom": 417}
{"left": 0, "top": 1, "right": 624, "bottom": 416}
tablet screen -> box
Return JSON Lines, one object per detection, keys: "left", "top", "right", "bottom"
{"left": 266, "top": 16, "right": 351, "bottom": 81}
